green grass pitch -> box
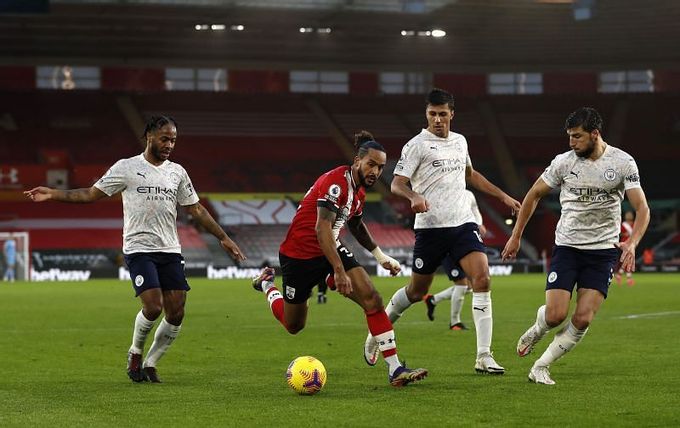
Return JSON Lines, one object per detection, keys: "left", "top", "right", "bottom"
{"left": 1, "top": 274, "right": 679, "bottom": 427}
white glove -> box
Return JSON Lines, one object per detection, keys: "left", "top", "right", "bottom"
{"left": 371, "top": 247, "right": 400, "bottom": 271}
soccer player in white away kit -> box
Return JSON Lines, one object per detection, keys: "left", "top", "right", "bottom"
{"left": 424, "top": 189, "right": 486, "bottom": 331}
{"left": 502, "top": 107, "right": 649, "bottom": 385}
{"left": 25, "top": 116, "right": 246, "bottom": 383}
{"left": 365, "top": 88, "right": 521, "bottom": 374}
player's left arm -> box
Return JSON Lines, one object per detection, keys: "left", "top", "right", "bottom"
{"left": 347, "top": 216, "right": 401, "bottom": 276}
{"left": 616, "top": 188, "right": 650, "bottom": 272}
{"left": 466, "top": 167, "right": 521, "bottom": 215}
{"left": 185, "top": 202, "right": 246, "bottom": 262}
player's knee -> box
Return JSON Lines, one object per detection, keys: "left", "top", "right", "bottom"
{"left": 166, "top": 309, "right": 185, "bottom": 326}
{"left": 469, "top": 274, "right": 490, "bottom": 292}
{"left": 545, "top": 307, "right": 567, "bottom": 327}
{"left": 571, "top": 312, "right": 593, "bottom": 330}
{"left": 143, "top": 305, "right": 163, "bottom": 321}
{"left": 361, "top": 290, "right": 383, "bottom": 312}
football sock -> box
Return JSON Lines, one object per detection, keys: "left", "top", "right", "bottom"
{"left": 472, "top": 291, "right": 493, "bottom": 356}
{"left": 265, "top": 287, "right": 286, "bottom": 327}
{"left": 385, "top": 286, "right": 412, "bottom": 324}
{"left": 129, "top": 309, "right": 155, "bottom": 355}
{"left": 535, "top": 321, "right": 588, "bottom": 367}
{"left": 365, "top": 309, "right": 400, "bottom": 375}
{"left": 432, "top": 287, "right": 453, "bottom": 304}
{"left": 450, "top": 285, "right": 467, "bottom": 325}
{"left": 260, "top": 278, "right": 275, "bottom": 294}
{"left": 144, "top": 318, "right": 181, "bottom": 368}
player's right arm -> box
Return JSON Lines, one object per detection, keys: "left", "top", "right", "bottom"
{"left": 391, "top": 175, "right": 429, "bottom": 213}
{"left": 24, "top": 186, "right": 108, "bottom": 203}
{"left": 315, "top": 207, "right": 352, "bottom": 296}
{"left": 501, "top": 177, "right": 552, "bottom": 260}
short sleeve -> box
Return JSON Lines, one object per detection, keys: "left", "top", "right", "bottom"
{"left": 94, "top": 160, "right": 128, "bottom": 196}
{"left": 177, "top": 167, "right": 200, "bottom": 206}
{"left": 316, "top": 173, "right": 346, "bottom": 214}
{"left": 394, "top": 142, "right": 421, "bottom": 179}
{"left": 540, "top": 155, "right": 565, "bottom": 189}
{"left": 622, "top": 158, "right": 642, "bottom": 190}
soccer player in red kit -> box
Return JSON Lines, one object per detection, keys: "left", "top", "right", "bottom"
{"left": 252, "top": 131, "right": 428, "bottom": 387}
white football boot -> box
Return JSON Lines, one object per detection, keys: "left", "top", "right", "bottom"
{"left": 475, "top": 352, "right": 505, "bottom": 375}
{"left": 528, "top": 365, "right": 556, "bottom": 385}
{"left": 363, "top": 333, "right": 379, "bottom": 366}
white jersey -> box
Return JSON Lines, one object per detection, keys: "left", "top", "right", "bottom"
{"left": 541, "top": 145, "right": 641, "bottom": 250}
{"left": 94, "top": 153, "right": 199, "bottom": 254}
{"left": 394, "top": 128, "right": 474, "bottom": 229}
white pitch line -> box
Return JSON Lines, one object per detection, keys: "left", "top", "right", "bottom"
{"left": 612, "top": 311, "right": 680, "bottom": 320}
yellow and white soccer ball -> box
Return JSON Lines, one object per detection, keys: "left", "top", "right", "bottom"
{"left": 286, "top": 356, "right": 327, "bottom": 395}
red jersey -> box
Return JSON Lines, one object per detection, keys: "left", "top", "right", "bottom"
{"left": 280, "top": 166, "right": 365, "bottom": 259}
{"left": 620, "top": 221, "right": 634, "bottom": 242}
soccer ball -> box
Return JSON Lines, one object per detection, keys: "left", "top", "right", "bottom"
{"left": 286, "top": 356, "right": 327, "bottom": 395}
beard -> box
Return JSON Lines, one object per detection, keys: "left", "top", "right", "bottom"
{"left": 575, "top": 137, "right": 596, "bottom": 158}
{"left": 357, "top": 169, "right": 376, "bottom": 188}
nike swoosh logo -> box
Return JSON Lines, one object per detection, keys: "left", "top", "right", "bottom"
{"left": 137, "top": 172, "right": 146, "bottom": 178}
{"left": 473, "top": 306, "right": 486, "bottom": 312}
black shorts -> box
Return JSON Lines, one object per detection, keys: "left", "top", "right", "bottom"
{"left": 546, "top": 245, "right": 620, "bottom": 298}
{"left": 279, "top": 244, "right": 361, "bottom": 304}
{"left": 441, "top": 256, "right": 467, "bottom": 281}
{"left": 124, "top": 252, "right": 190, "bottom": 297}
{"left": 413, "top": 223, "right": 486, "bottom": 275}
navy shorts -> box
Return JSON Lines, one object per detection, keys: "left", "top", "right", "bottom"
{"left": 413, "top": 223, "right": 486, "bottom": 275}
{"left": 442, "top": 256, "right": 467, "bottom": 281}
{"left": 546, "top": 245, "right": 620, "bottom": 298}
{"left": 124, "top": 252, "right": 190, "bottom": 297}
{"left": 279, "top": 244, "right": 361, "bottom": 304}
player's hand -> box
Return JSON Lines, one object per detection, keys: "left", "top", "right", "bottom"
{"left": 220, "top": 238, "right": 246, "bottom": 262}
{"left": 502, "top": 195, "right": 522, "bottom": 216}
{"left": 501, "top": 236, "right": 521, "bottom": 261}
{"left": 380, "top": 257, "right": 401, "bottom": 276}
{"left": 334, "top": 271, "right": 353, "bottom": 296}
{"left": 410, "top": 194, "right": 430, "bottom": 213}
{"left": 24, "top": 186, "right": 53, "bottom": 202}
{"left": 479, "top": 224, "right": 488, "bottom": 238}
{"left": 615, "top": 241, "right": 636, "bottom": 273}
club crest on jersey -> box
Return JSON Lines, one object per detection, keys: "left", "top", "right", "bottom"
{"left": 603, "top": 169, "right": 617, "bottom": 181}
{"left": 326, "top": 184, "right": 341, "bottom": 203}
{"left": 285, "top": 286, "right": 296, "bottom": 299}
{"left": 548, "top": 272, "right": 558, "bottom": 283}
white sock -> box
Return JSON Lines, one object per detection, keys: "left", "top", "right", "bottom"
{"left": 385, "top": 286, "right": 413, "bottom": 324}
{"left": 144, "top": 318, "right": 182, "bottom": 368}
{"left": 535, "top": 305, "right": 550, "bottom": 333}
{"left": 261, "top": 279, "right": 275, "bottom": 294}
{"left": 472, "top": 291, "right": 493, "bottom": 356}
{"left": 129, "top": 310, "right": 155, "bottom": 355}
{"left": 450, "top": 285, "right": 467, "bottom": 325}
{"left": 374, "top": 330, "right": 400, "bottom": 375}
{"left": 535, "top": 321, "right": 588, "bottom": 367}
{"left": 432, "top": 287, "right": 453, "bottom": 304}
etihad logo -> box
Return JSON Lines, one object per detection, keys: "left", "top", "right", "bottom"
{"left": 431, "top": 158, "right": 465, "bottom": 173}
{"left": 136, "top": 186, "right": 177, "bottom": 196}
{"left": 569, "top": 187, "right": 617, "bottom": 202}
{"left": 137, "top": 186, "right": 177, "bottom": 201}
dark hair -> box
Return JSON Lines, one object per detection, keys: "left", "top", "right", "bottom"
{"left": 353, "top": 130, "right": 385, "bottom": 158}
{"left": 564, "top": 107, "right": 603, "bottom": 133}
{"left": 142, "top": 115, "right": 178, "bottom": 140}
{"left": 426, "top": 88, "right": 454, "bottom": 110}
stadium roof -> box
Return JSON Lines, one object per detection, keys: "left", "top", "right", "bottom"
{"left": 2, "top": 0, "right": 679, "bottom": 72}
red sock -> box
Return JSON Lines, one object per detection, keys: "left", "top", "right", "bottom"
{"left": 266, "top": 288, "right": 286, "bottom": 328}
{"left": 365, "top": 309, "right": 397, "bottom": 358}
